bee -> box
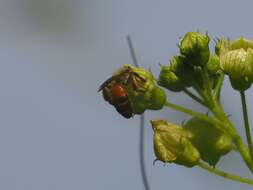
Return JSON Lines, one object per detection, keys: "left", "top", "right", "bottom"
{"left": 98, "top": 65, "right": 147, "bottom": 118}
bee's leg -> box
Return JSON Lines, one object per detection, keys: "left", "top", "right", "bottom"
{"left": 129, "top": 76, "right": 139, "bottom": 91}
{"left": 133, "top": 72, "right": 147, "bottom": 82}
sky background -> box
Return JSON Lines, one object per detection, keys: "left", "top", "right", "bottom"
{"left": 0, "top": 0, "right": 253, "bottom": 189}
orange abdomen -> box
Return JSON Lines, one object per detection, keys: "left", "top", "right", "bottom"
{"left": 111, "top": 85, "right": 127, "bottom": 98}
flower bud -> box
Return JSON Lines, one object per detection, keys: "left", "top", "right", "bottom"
{"left": 184, "top": 117, "right": 232, "bottom": 166}
{"left": 151, "top": 120, "right": 200, "bottom": 167}
{"left": 215, "top": 38, "right": 230, "bottom": 56}
{"left": 206, "top": 54, "right": 221, "bottom": 89}
{"left": 220, "top": 48, "right": 253, "bottom": 91}
{"left": 206, "top": 54, "right": 220, "bottom": 75}
{"left": 179, "top": 32, "right": 210, "bottom": 66}
{"left": 158, "top": 56, "right": 197, "bottom": 91}
{"left": 158, "top": 65, "right": 186, "bottom": 92}
{"left": 146, "top": 86, "right": 167, "bottom": 110}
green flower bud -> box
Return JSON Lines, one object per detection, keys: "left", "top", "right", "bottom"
{"left": 215, "top": 38, "right": 230, "bottom": 56}
{"left": 146, "top": 86, "right": 166, "bottom": 110}
{"left": 170, "top": 55, "right": 197, "bottom": 83}
{"left": 220, "top": 48, "right": 253, "bottom": 91}
{"left": 151, "top": 120, "right": 200, "bottom": 167}
{"left": 184, "top": 117, "right": 233, "bottom": 166}
{"left": 179, "top": 32, "right": 210, "bottom": 66}
{"left": 206, "top": 54, "right": 220, "bottom": 75}
{"left": 158, "top": 65, "right": 186, "bottom": 92}
{"left": 158, "top": 56, "right": 198, "bottom": 91}
{"left": 206, "top": 54, "right": 221, "bottom": 89}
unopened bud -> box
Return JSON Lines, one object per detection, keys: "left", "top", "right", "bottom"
{"left": 158, "top": 65, "right": 186, "bottom": 92}
{"left": 158, "top": 56, "right": 197, "bottom": 91}
{"left": 206, "top": 54, "right": 220, "bottom": 75}
{"left": 215, "top": 38, "right": 230, "bottom": 56}
{"left": 184, "top": 117, "right": 232, "bottom": 166}
{"left": 179, "top": 32, "right": 210, "bottom": 66}
{"left": 151, "top": 120, "right": 200, "bottom": 167}
{"left": 220, "top": 48, "right": 253, "bottom": 91}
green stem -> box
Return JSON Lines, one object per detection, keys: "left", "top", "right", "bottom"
{"left": 198, "top": 161, "right": 253, "bottom": 186}
{"left": 183, "top": 89, "right": 207, "bottom": 107}
{"left": 201, "top": 89, "right": 253, "bottom": 171}
{"left": 240, "top": 90, "right": 253, "bottom": 162}
{"left": 193, "top": 68, "right": 253, "bottom": 172}
{"left": 164, "top": 101, "right": 226, "bottom": 130}
{"left": 198, "top": 78, "right": 253, "bottom": 172}
{"left": 139, "top": 114, "right": 151, "bottom": 190}
{"left": 213, "top": 72, "right": 224, "bottom": 101}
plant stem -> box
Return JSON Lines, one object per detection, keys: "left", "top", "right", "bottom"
{"left": 213, "top": 72, "right": 224, "bottom": 101}
{"left": 183, "top": 89, "right": 207, "bottom": 107}
{"left": 139, "top": 114, "right": 151, "bottom": 190}
{"left": 198, "top": 161, "right": 253, "bottom": 186}
{"left": 197, "top": 75, "right": 253, "bottom": 172}
{"left": 164, "top": 101, "right": 225, "bottom": 130}
{"left": 127, "top": 35, "right": 151, "bottom": 190}
{"left": 127, "top": 35, "right": 138, "bottom": 67}
{"left": 240, "top": 90, "right": 253, "bottom": 162}
{"left": 191, "top": 67, "right": 253, "bottom": 172}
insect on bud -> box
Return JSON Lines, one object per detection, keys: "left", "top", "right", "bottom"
{"left": 151, "top": 120, "right": 200, "bottom": 167}
{"left": 184, "top": 117, "right": 233, "bottom": 166}
{"left": 99, "top": 65, "right": 166, "bottom": 118}
{"left": 179, "top": 32, "right": 210, "bottom": 66}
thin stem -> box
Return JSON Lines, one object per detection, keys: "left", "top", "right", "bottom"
{"left": 198, "top": 161, "right": 253, "bottom": 186}
{"left": 127, "top": 35, "right": 151, "bottom": 190}
{"left": 139, "top": 114, "right": 151, "bottom": 190}
{"left": 164, "top": 101, "right": 226, "bottom": 130}
{"left": 201, "top": 67, "right": 213, "bottom": 103}
{"left": 127, "top": 35, "right": 138, "bottom": 67}
{"left": 213, "top": 72, "right": 224, "bottom": 101}
{"left": 183, "top": 88, "right": 207, "bottom": 107}
{"left": 240, "top": 90, "right": 253, "bottom": 162}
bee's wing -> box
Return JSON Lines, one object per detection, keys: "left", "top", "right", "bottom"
{"left": 98, "top": 76, "right": 116, "bottom": 92}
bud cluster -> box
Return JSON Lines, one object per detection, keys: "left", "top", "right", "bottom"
{"left": 158, "top": 31, "right": 212, "bottom": 92}
{"left": 99, "top": 32, "right": 253, "bottom": 180}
